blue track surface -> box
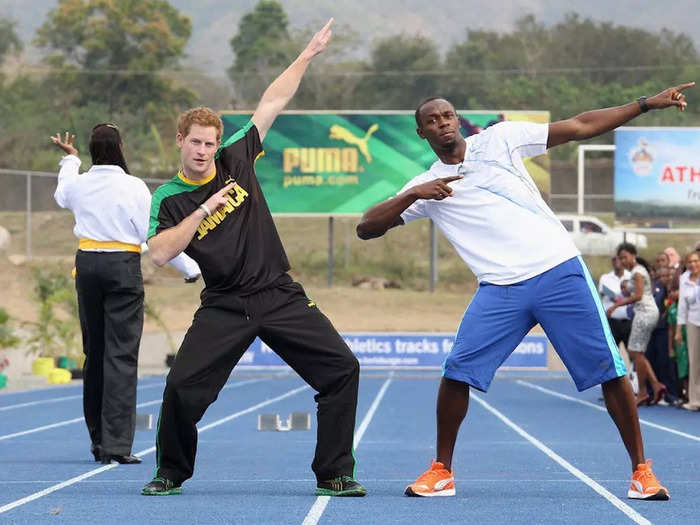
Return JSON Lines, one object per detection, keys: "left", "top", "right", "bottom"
{"left": 1, "top": 371, "right": 698, "bottom": 524}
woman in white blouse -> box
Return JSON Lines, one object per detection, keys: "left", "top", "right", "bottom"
{"left": 51, "top": 125, "right": 200, "bottom": 463}
{"left": 675, "top": 251, "right": 700, "bottom": 411}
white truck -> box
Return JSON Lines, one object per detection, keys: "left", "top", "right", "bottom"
{"left": 556, "top": 214, "right": 648, "bottom": 256}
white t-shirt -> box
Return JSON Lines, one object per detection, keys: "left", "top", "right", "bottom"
{"left": 598, "top": 269, "right": 632, "bottom": 320}
{"left": 399, "top": 122, "right": 579, "bottom": 285}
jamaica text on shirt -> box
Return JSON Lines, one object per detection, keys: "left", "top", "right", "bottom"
{"left": 196, "top": 183, "right": 249, "bottom": 240}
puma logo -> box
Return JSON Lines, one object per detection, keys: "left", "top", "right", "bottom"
{"left": 329, "top": 124, "right": 379, "bottom": 163}
{"left": 434, "top": 478, "right": 454, "bottom": 490}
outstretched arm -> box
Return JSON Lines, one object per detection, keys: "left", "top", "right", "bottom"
{"left": 547, "top": 82, "right": 695, "bottom": 148}
{"left": 251, "top": 18, "right": 333, "bottom": 142}
{"left": 357, "top": 176, "right": 462, "bottom": 239}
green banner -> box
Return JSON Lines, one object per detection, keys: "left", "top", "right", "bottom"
{"left": 221, "top": 111, "right": 550, "bottom": 214}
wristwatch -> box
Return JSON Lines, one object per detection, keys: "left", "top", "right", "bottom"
{"left": 636, "top": 96, "right": 649, "bottom": 113}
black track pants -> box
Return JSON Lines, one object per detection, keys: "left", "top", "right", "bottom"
{"left": 154, "top": 279, "right": 359, "bottom": 485}
{"left": 75, "top": 251, "right": 143, "bottom": 456}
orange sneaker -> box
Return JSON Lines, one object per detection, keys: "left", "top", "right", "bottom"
{"left": 405, "top": 460, "right": 455, "bottom": 497}
{"left": 628, "top": 459, "right": 669, "bottom": 500}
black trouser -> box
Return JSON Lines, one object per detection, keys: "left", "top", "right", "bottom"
{"left": 75, "top": 251, "right": 144, "bottom": 456}
{"left": 607, "top": 317, "right": 632, "bottom": 347}
{"left": 645, "top": 326, "right": 678, "bottom": 398}
{"left": 154, "top": 278, "right": 359, "bottom": 485}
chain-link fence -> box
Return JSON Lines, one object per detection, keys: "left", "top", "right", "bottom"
{"left": 0, "top": 169, "right": 169, "bottom": 259}
{"left": 550, "top": 155, "right": 615, "bottom": 214}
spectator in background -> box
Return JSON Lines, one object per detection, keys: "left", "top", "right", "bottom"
{"left": 675, "top": 251, "right": 700, "bottom": 411}
{"left": 655, "top": 265, "right": 671, "bottom": 294}
{"left": 645, "top": 266, "right": 678, "bottom": 404}
{"left": 664, "top": 247, "right": 681, "bottom": 271}
{"left": 667, "top": 273, "right": 688, "bottom": 405}
{"left": 608, "top": 243, "right": 666, "bottom": 406}
{"left": 655, "top": 252, "right": 670, "bottom": 269}
{"left": 599, "top": 256, "right": 632, "bottom": 347}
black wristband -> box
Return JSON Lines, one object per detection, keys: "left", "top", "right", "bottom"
{"left": 637, "top": 96, "right": 649, "bottom": 113}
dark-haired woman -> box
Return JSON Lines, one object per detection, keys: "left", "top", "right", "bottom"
{"left": 607, "top": 243, "right": 666, "bottom": 406}
{"left": 51, "top": 125, "right": 199, "bottom": 464}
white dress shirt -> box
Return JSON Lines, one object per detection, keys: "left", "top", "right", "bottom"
{"left": 55, "top": 155, "right": 200, "bottom": 278}
{"left": 677, "top": 270, "right": 700, "bottom": 327}
{"left": 598, "top": 269, "right": 632, "bottom": 320}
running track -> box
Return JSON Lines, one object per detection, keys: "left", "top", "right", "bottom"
{"left": 1, "top": 371, "right": 698, "bottom": 524}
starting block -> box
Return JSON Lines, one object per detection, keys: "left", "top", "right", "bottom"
{"left": 135, "top": 413, "right": 153, "bottom": 431}
{"left": 258, "top": 411, "right": 311, "bottom": 431}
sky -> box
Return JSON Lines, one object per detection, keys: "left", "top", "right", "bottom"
{"left": 2, "top": 0, "right": 699, "bottom": 76}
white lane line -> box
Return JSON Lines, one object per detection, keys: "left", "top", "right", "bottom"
{"left": 0, "top": 464, "right": 121, "bottom": 515}
{"left": 353, "top": 377, "right": 392, "bottom": 447}
{"left": 0, "top": 417, "right": 86, "bottom": 441}
{"left": 2, "top": 394, "right": 83, "bottom": 412}
{"left": 302, "top": 374, "right": 393, "bottom": 525}
{"left": 517, "top": 380, "right": 700, "bottom": 443}
{"left": 0, "top": 382, "right": 166, "bottom": 412}
{"left": 195, "top": 384, "right": 309, "bottom": 433}
{"left": 0, "top": 379, "right": 263, "bottom": 441}
{"left": 0, "top": 383, "right": 309, "bottom": 515}
{"left": 471, "top": 392, "right": 651, "bottom": 525}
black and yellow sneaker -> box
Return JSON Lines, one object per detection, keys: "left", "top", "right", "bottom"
{"left": 141, "top": 477, "right": 182, "bottom": 496}
{"left": 315, "top": 475, "right": 367, "bottom": 497}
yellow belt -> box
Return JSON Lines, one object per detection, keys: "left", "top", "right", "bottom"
{"left": 73, "top": 239, "right": 141, "bottom": 278}
{"left": 78, "top": 238, "right": 141, "bottom": 253}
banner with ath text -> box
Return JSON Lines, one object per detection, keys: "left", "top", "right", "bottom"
{"left": 221, "top": 111, "right": 550, "bottom": 214}
{"left": 235, "top": 332, "right": 549, "bottom": 369}
{"left": 615, "top": 127, "right": 700, "bottom": 228}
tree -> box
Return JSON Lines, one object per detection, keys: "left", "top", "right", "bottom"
{"left": 546, "top": 13, "right": 696, "bottom": 86}
{"left": 440, "top": 12, "right": 700, "bottom": 122}
{"left": 0, "top": 308, "right": 19, "bottom": 350}
{"left": 357, "top": 34, "right": 442, "bottom": 109}
{"left": 444, "top": 13, "right": 698, "bottom": 108}
{"left": 26, "top": 266, "right": 81, "bottom": 359}
{"left": 0, "top": 18, "right": 22, "bottom": 64}
{"left": 227, "top": 0, "right": 296, "bottom": 106}
{"left": 35, "top": 0, "right": 193, "bottom": 115}
{"left": 287, "top": 23, "right": 366, "bottom": 110}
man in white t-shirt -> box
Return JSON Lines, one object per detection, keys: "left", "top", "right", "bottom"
{"left": 599, "top": 255, "right": 632, "bottom": 346}
{"left": 357, "top": 82, "right": 694, "bottom": 501}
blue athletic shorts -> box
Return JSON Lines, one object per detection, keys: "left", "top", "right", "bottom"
{"left": 443, "top": 256, "right": 627, "bottom": 392}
